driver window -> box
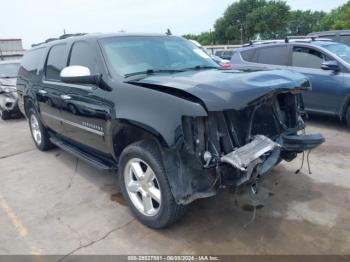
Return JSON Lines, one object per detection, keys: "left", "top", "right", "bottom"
{"left": 292, "top": 46, "right": 329, "bottom": 69}
{"left": 69, "top": 42, "right": 97, "bottom": 74}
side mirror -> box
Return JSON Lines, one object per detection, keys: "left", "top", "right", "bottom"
{"left": 321, "top": 60, "right": 340, "bottom": 71}
{"left": 60, "top": 66, "right": 100, "bottom": 85}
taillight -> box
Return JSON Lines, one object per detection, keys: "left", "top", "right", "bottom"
{"left": 223, "top": 63, "right": 232, "bottom": 69}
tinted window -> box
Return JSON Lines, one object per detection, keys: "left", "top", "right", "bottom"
{"left": 69, "top": 42, "right": 97, "bottom": 73}
{"left": 21, "top": 48, "right": 45, "bottom": 73}
{"left": 241, "top": 49, "right": 257, "bottom": 63}
{"left": 292, "top": 47, "right": 329, "bottom": 69}
{"left": 257, "top": 46, "right": 289, "bottom": 65}
{"left": 46, "top": 44, "right": 67, "bottom": 81}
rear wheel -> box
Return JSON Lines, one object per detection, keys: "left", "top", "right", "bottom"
{"left": 346, "top": 106, "right": 350, "bottom": 128}
{"left": 0, "top": 109, "right": 10, "bottom": 120}
{"left": 119, "top": 140, "right": 186, "bottom": 228}
{"left": 28, "top": 108, "right": 53, "bottom": 151}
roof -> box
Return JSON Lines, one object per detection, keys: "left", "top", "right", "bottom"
{"left": 236, "top": 38, "right": 336, "bottom": 51}
{"left": 308, "top": 30, "right": 350, "bottom": 36}
{"left": 31, "top": 32, "right": 174, "bottom": 48}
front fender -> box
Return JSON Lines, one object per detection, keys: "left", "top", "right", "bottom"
{"left": 115, "top": 83, "right": 208, "bottom": 147}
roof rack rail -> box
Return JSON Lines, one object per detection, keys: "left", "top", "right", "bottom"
{"left": 31, "top": 33, "right": 87, "bottom": 47}
{"left": 59, "top": 33, "right": 86, "bottom": 39}
{"left": 242, "top": 36, "right": 334, "bottom": 47}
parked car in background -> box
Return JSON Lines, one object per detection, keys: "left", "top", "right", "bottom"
{"left": 231, "top": 38, "right": 350, "bottom": 127}
{"left": 188, "top": 40, "right": 230, "bottom": 67}
{"left": 0, "top": 61, "right": 21, "bottom": 120}
{"left": 308, "top": 30, "right": 350, "bottom": 46}
{"left": 215, "top": 49, "right": 235, "bottom": 60}
{"left": 17, "top": 33, "right": 324, "bottom": 228}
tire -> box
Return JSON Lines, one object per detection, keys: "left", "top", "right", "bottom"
{"left": 346, "top": 106, "right": 350, "bottom": 128}
{"left": 28, "top": 108, "right": 53, "bottom": 151}
{"left": 0, "top": 110, "right": 10, "bottom": 120}
{"left": 119, "top": 140, "right": 186, "bottom": 229}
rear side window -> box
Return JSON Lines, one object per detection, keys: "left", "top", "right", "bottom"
{"left": 241, "top": 49, "right": 258, "bottom": 63}
{"left": 45, "top": 44, "right": 67, "bottom": 81}
{"left": 21, "top": 48, "right": 45, "bottom": 73}
{"left": 69, "top": 42, "right": 97, "bottom": 73}
{"left": 292, "top": 46, "right": 329, "bottom": 69}
{"left": 257, "top": 46, "right": 289, "bottom": 65}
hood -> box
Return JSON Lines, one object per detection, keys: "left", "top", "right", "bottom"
{"left": 0, "top": 77, "right": 17, "bottom": 87}
{"left": 128, "top": 69, "right": 310, "bottom": 111}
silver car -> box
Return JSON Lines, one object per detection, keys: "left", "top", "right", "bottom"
{"left": 0, "top": 61, "right": 21, "bottom": 120}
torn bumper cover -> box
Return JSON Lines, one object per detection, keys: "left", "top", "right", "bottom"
{"left": 221, "top": 135, "right": 281, "bottom": 186}
{"left": 220, "top": 133, "right": 325, "bottom": 187}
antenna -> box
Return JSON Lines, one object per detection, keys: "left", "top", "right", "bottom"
{"left": 166, "top": 29, "right": 172, "bottom": 35}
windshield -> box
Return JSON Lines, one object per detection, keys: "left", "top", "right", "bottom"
{"left": 0, "top": 63, "right": 20, "bottom": 78}
{"left": 99, "top": 36, "right": 219, "bottom": 77}
{"left": 322, "top": 43, "right": 350, "bottom": 64}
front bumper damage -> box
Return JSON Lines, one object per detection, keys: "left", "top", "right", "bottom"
{"left": 220, "top": 133, "right": 325, "bottom": 188}
{"left": 221, "top": 135, "right": 280, "bottom": 186}
{"left": 171, "top": 91, "right": 325, "bottom": 205}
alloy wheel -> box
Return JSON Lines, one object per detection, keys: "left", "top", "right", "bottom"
{"left": 124, "top": 158, "right": 162, "bottom": 216}
{"left": 30, "top": 114, "right": 42, "bottom": 145}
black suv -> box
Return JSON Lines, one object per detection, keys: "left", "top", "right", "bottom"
{"left": 17, "top": 33, "right": 324, "bottom": 228}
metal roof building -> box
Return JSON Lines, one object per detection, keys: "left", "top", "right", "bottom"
{"left": 0, "top": 38, "right": 25, "bottom": 61}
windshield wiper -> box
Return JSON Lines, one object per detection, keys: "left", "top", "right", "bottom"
{"left": 180, "top": 65, "right": 219, "bottom": 71}
{"left": 124, "top": 69, "right": 184, "bottom": 78}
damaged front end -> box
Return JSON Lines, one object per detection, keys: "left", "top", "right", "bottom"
{"left": 177, "top": 90, "right": 325, "bottom": 204}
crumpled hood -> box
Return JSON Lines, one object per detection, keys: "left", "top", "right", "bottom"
{"left": 0, "top": 77, "right": 17, "bottom": 87}
{"left": 129, "top": 69, "right": 310, "bottom": 111}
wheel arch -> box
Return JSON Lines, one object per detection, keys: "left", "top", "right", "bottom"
{"left": 111, "top": 120, "right": 168, "bottom": 160}
{"left": 23, "top": 96, "right": 35, "bottom": 118}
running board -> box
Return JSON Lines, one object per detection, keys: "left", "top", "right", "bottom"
{"left": 49, "top": 136, "right": 117, "bottom": 171}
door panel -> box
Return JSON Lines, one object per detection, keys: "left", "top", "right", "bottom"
{"left": 60, "top": 85, "right": 111, "bottom": 153}
{"left": 36, "top": 81, "right": 70, "bottom": 133}
{"left": 290, "top": 46, "right": 345, "bottom": 114}
{"left": 38, "top": 43, "right": 69, "bottom": 132}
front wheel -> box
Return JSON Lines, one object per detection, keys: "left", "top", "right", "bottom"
{"left": 119, "top": 140, "right": 186, "bottom": 228}
{"left": 28, "top": 108, "right": 53, "bottom": 151}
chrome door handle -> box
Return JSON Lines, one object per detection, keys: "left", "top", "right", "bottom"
{"left": 38, "top": 89, "right": 47, "bottom": 94}
{"left": 60, "top": 95, "right": 72, "bottom": 100}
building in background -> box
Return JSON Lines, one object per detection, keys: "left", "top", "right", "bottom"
{"left": 0, "top": 39, "right": 25, "bottom": 61}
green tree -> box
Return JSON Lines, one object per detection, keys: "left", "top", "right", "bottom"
{"left": 320, "top": 1, "right": 350, "bottom": 30}
{"left": 183, "top": 32, "right": 213, "bottom": 45}
{"left": 288, "top": 10, "right": 327, "bottom": 36}
{"left": 213, "top": 0, "right": 290, "bottom": 44}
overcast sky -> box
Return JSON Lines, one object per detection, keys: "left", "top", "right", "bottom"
{"left": 1, "top": 0, "right": 348, "bottom": 48}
